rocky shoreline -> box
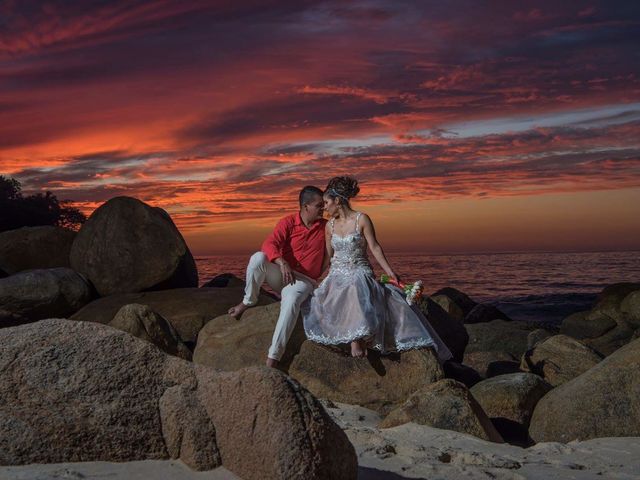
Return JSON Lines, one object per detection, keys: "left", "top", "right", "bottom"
{"left": 1, "top": 196, "right": 639, "bottom": 479}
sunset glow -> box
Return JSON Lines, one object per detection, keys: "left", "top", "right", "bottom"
{"left": 1, "top": 1, "right": 639, "bottom": 254}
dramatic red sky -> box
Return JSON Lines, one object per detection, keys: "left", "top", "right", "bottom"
{"left": 1, "top": 1, "right": 639, "bottom": 254}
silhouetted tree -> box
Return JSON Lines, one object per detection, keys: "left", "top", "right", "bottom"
{"left": 0, "top": 176, "right": 87, "bottom": 232}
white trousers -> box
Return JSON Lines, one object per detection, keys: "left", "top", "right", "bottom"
{"left": 242, "top": 252, "right": 314, "bottom": 361}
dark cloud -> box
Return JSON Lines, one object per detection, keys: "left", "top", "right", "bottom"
{"left": 179, "top": 95, "right": 410, "bottom": 145}
{"left": 14, "top": 150, "right": 168, "bottom": 185}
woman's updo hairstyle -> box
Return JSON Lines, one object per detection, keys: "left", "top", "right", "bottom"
{"left": 324, "top": 176, "right": 360, "bottom": 204}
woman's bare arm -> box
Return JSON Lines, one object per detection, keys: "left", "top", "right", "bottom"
{"left": 360, "top": 214, "right": 399, "bottom": 282}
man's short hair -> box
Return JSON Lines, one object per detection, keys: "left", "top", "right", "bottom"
{"left": 299, "top": 185, "right": 323, "bottom": 207}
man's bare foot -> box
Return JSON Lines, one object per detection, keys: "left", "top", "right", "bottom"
{"left": 266, "top": 357, "right": 279, "bottom": 369}
{"left": 350, "top": 339, "right": 367, "bottom": 358}
{"left": 228, "top": 302, "right": 250, "bottom": 319}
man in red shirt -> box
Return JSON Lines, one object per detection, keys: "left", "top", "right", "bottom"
{"left": 228, "top": 186, "right": 327, "bottom": 368}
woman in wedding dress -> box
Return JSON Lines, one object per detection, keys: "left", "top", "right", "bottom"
{"left": 302, "top": 176, "right": 452, "bottom": 362}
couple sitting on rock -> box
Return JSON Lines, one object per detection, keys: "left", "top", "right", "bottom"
{"left": 228, "top": 176, "right": 452, "bottom": 369}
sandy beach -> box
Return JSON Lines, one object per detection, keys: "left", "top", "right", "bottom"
{"left": 330, "top": 401, "right": 640, "bottom": 480}
{"left": 3, "top": 400, "right": 639, "bottom": 480}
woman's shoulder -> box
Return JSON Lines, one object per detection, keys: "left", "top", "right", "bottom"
{"left": 356, "top": 212, "right": 372, "bottom": 223}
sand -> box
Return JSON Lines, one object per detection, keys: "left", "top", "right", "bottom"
{"left": 2, "top": 401, "right": 639, "bottom": 480}
{"left": 0, "top": 460, "right": 240, "bottom": 480}
{"left": 326, "top": 401, "right": 640, "bottom": 480}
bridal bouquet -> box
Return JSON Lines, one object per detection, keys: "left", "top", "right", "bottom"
{"left": 380, "top": 274, "right": 424, "bottom": 306}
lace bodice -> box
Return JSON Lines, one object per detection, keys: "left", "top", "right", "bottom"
{"left": 329, "top": 212, "right": 373, "bottom": 276}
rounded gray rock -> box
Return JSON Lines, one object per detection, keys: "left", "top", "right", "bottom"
{"left": 465, "top": 303, "right": 512, "bottom": 324}
{"left": 560, "top": 310, "right": 617, "bottom": 340}
{"left": 289, "top": 341, "right": 444, "bottom": 415}
{"left": 194, "top": 302, "right": 305, "bottom": 372}
{"left": 521, "top": 334, "right": 602, "bottom": 387}
{"left": 380, "top": 379, "right": 504, "bottom": 443}
{"left": 70, "top": 196, "right": 198, "bottom": 296}
{"left": 470, "top": 373, "right": 552, "bottom": 428}
{"left": 431, "top": 287, "right": 478, "bottom": 317}
{"left": 0, "top": 267, "right": 92, "bottom": 323}
{"left": 465, "top": 320, "right": 535, "bottom": 358}
{"left": 0, "top": 226, "right": 75, "bottom": 274}
{"left": 431, "top": 294, "right": 465, "bottom": 323}
{"left": 109, "top": 303, "right": 192, "bottom": 360}
{"left": 417, "top": 296, "right": 469, "bottom": 362}
{"left": 527, "top": 329, "right": 554, "bottom": 350}
{"left": 463, "top": 351, "right": 519, "bottom": 379}
{"left": 529, "top": 337, "right": 640, "bottom": 443}
{"left": 621, "top": 290, "right": 640, "bottom": 329}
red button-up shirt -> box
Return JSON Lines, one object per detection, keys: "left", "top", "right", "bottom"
{"left": 261, "top": 213, "right": 327, "bottom": 280}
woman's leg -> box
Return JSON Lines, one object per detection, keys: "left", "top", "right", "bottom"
{"left": 350, "top": 338, "right": 368, "bottom": 357}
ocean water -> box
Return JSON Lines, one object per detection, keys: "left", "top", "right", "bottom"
{"left": 195, "top": 250, "right": 640, "bottom": 325}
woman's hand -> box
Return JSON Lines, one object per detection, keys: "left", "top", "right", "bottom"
{"left": 388, "top": 272, "right": 400, "bottom": 284}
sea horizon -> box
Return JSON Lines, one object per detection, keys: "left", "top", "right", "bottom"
{"left": 194, "top": 249, "right": 640, "bottom": 326}
{"left": 195, "top": 247, "right": 640, "bottom": 258}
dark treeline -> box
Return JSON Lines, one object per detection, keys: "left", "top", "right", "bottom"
{"left": 0, "top": 176, "right": 87, "bottom": 232}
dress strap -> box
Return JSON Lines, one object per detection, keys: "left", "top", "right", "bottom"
{"left": 330, "top": 217, "right": 335, "bottom": 232}
{"left": 355, "top": 212, "right": 362, "bottom": 234}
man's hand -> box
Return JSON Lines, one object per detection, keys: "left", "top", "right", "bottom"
{"left": 278, "top": 260, "right": 295, "bottom": 285}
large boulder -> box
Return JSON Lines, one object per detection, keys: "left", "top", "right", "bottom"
{"left": 417, "top": 296, "right": 468, "bottom": 362}
{"left": 194, "top": 303, "right": 305, "bottom": 372}
{"left": 521, "top": 335, "right": 602, "bottom": 387}
{"left": 560, "top": 283, "right": 640, "bottom": 356}
{"left": 560, "top": 310, "right": 616, "bottom": 340}
{"left": 583, "top": 323, "right": 637, "bottom": 357}
{"left": 465, "top": 303, "right": 512, "bottom": 324}
{"left": 70, "top": 196, "right": 198, "bottom": 296}
{"left": 289, "top": 341, "right": 444, "bottom": 415}
{"left": 463, "top": 351, "right": 520, "bottom": 379}
{"left": 0, "top": 226, "right": 75, "bottom": 274}
{"left": 529, "top": 337, "right": 640, "bottom": 443}
{"left": 0, "top": 310, "right": 29, "bottom": 328}
{"left": 201, "top": 273, "right": 245, "bottom": 288}
{"left": 596, "top": 282, "right": 640, "bottom": 314}
{"left": 430, "top": 294, "right": 465, "bottom": 323}
{"left": 0, "top": 268, "right": 92, "bottom": 324}
{"left": 0, "top": 319, "right": 357, "bottom": 479}
{"left": 71, "top": 287, "right": 275, "bottom": 345}
{"left": 470, "top": 373, "right": 552, "bottom": 445}
{"left": 442, "top": 360, "right": 483, "bottom": 388}
{"left": 464, "top": 320, "right": 535, "bottom": 359}
{"left": 379, "top": 379, "right": 503, "bottom": 443}
{"left": 431, "top": 287, "right": 477, "bottom": 317}
{"left": 621, "top": 290, "right": 640, "bottom": 329}
{"left": 527, "top": 328, "right": 554, "bottom": 349}
{"left": 109, "top": 303, "right": 192, "bottom": 360}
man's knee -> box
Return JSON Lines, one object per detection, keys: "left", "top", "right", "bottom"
{"left": 281, "top": 282, "right": 313, "bottom": 306}
{"left": 248, "top": 251, "right": 268, "bottom": 268}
